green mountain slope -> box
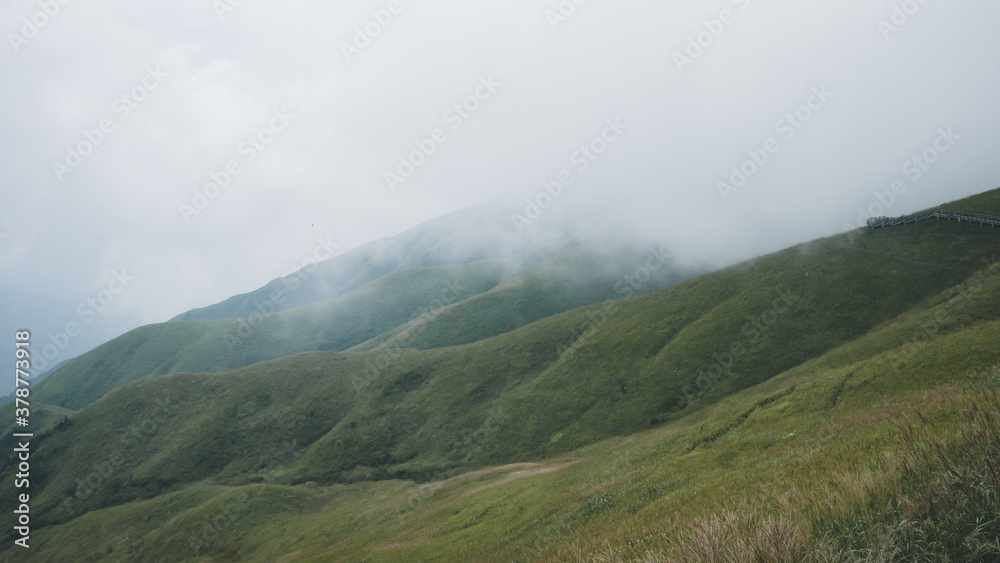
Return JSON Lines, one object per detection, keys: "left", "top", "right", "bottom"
{"left": 27, "top": 260, "right": 511, "bottom": 411}
{"left": 349, "top": 241, "right": 687, "bottom": 352}
{"left": 5, "top": 190, "right": 998, "bottom": 539}
{"left": 26, "top": 242, "right": 694, "bottom": 414}
{"left": 2, "top": 188, "right": 998, "bottom": 561}
{"left": 170, "top": 202, "right": 537, "bottom": 321}
{"left": 939, "top": 187, "right": 1000, "bottom": 216}
{"left": 5, "top": 236, "right": 999, "bottom": 562}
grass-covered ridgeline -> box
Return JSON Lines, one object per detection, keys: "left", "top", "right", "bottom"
{"left": 26, "top": 260, "right": 511, "bottom": 411}
{"left": 1, "top": 187, "right": 998, "bottom": 561}
{"left": 27, "top": 241, "right": 695, "bottom": 414}
{"left": 8, "top": 286, "right": 999, "bottom": 561}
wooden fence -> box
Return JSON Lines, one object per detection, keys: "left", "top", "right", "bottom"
{"left": 867, "top": 209, "right": 1000, "bottom": 230}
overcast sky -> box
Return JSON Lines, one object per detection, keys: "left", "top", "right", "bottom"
{"left": 2, "top": 0, "right": 1000, "bottom": 393}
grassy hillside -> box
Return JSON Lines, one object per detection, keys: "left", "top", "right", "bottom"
{"left": 23, "top": 242, "right": 694, "bottom": 414}
{"left": 349, "top": 242, "right": 690, "bottom": 352}
{"left": 940, "top": 187, "right": 1000, "bottom": 216}
{"left": 26, "top": 260, "right": 510, "bottom": 411}
{"left": 5, "top": 257, "right": 998, "bottom": 561}
{"left": 5, "top": 194, "right": 998, "bottom": 535}
{"left": 171, "top": 202, "right": 539, "bottom": 321}
{"left": 3, "top": 188, "right": 998, "bottom": 561}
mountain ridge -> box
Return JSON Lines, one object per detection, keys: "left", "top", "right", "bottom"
{"left": 169, "top": 202, "right": 542, "bottom": 322}
{"left": 2, "top": 187, "right": 998, "bottom": 561}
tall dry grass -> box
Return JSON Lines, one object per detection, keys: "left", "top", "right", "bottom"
{"left": 561, "top": 389, "right": 1000, "bottom": 563}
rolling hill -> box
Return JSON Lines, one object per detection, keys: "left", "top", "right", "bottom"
{"left": 170, "top": 202, "right": 541, "bottom": 322}
{"left": 1, "top": 187, "right": 998, "bottom": 562}
{"left": 23, "top": 240, "right": 694, "bottom": 413}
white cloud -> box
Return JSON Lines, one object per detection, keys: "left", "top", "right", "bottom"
{"left": 1, "top": 0, "right": 999, "bottom": 396}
